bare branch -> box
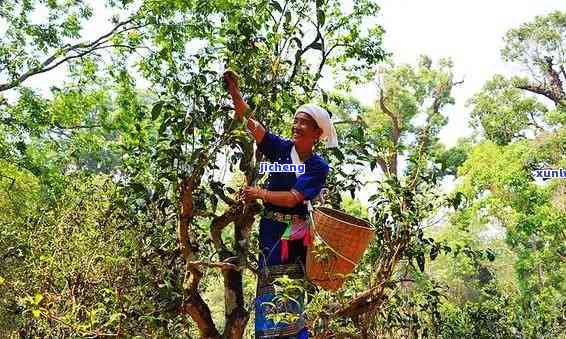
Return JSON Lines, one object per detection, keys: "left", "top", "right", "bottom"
{"left": 54, "top": 123, "right": 102, "bottom": 130}
{"left": 334, "top": 119, "right": 364, "bottom": 126}
{"left": 178, "top": 177, "right": 197, "bottom": 261}
{"left": 325, "top": 42, "right": 349, "bottom": 58}
{"left": 375, "top": 155, "right": 389, "bottom": 176}
{"left": 452, "top": 79, "right": 464, "bottom": 87}
{"left": 210, "top": 204, "right": 241, "bottom": 251}
{"left": 274, "top": 0, "right": 290, "bottom": 37}
{"left": 210, "top": 183, "right": 237, "bottom": 206}
{"left": 334, "top": 242, "right": 406, "bottom": 318}
{"left": 287, "top": 26, "right": 323, "bottom": 86}
{"left": 378, "top": 88, "right": 400, "bottom": 144}
{"left": 527, "top": 110, "right": 545, "bottom": 133}
{"left": 408, "top": 121, "right": 432, "bottom": 191}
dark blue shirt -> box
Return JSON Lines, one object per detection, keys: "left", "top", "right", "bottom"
{"left": 258, "top": 131, "right": 330, "bottom": 216}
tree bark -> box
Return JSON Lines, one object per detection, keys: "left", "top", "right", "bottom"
{"left": 181, "top": 287, "right": 222, "bottom": 339}
{"left": 379, "top": 89, "right": 400, "bottom": 177}
{"left": 177, "top": 151, "right": 220, "bottom": 337}
{"left": 222, "top": 200, "right": 261, "bottom": 338}
{"left": 517, "top": 83, "right": 565, "bottom": 106}
{"left": 334, "top": 241, "right": 406, "bottom": 318}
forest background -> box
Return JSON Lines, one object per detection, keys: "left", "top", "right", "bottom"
{"left": 0, "top": 0, "right": 565, "bottom": 337}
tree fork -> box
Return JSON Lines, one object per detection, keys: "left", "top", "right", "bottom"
{"left": 333, "top": 241, "right": 406, "bottom": 318}
{"left": 210, "top": 204, "right": 241, "bottom": 252}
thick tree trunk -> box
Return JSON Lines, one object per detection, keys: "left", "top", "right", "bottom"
{"left": 222, "top": 202, "right": 261, "bottom": 338}
{"left": 181, "top": 292, "right": 222, "bottom": 339}
{"left": 177, "top": 163, "right": 221, "bottom": 337}
{"left": 222, "top": 266, "right": 250, "bottom": 339}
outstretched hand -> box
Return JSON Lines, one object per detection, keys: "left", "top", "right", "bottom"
{"left": 223, "top": 70, "right": 240, "bottom": 95}
{"left": 223, "top": 69, "right": 252, "bottom": 122}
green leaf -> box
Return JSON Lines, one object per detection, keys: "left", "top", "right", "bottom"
{"left": 331, "top": 148, "right": 344, "bottom": 161}
{"left": 32, "top": 309, "right": 41, "bottom": 318}
{"left": 451, "top": 191, "right": 463, "bottom": 210}
{"left": 151, "top": 102, "right": 163, "bottom": 120}
{"left": 290, "top": 37, "right": 302, "bottom": 50}
{"left": 317, "top": 9, "right": 325, "bottom": 26}
{"left": 284, "top": 11, "right": 292, "bottom": 26}
{"left": 486, "top": 248, "right": 496, "bottom": 261}
{"left": 311, "top": 42, "right": 323, "bottom": 51}
{"left": 321, "top": 90, "right": 328, "bottom": 104}
{"left": 369, "top": 159, "right": 376, "bottom": 171}
{"left": 416, "top": 253, "right": 425, "bottom": 272}
{"left": 270, "top": 1, "right": 283, "bottom": 12}
{"left": 130, "top": 182, "right": 146, "bottom": 195}
{"left": 33, "top": 293, "right": 43, "bottom": 305}
{"left": 107, "top": 312, "right": 126, "bottom": 325}
{"left": 430, "top": 244, "right": 439, "bottom": 260}
{"left": 429, "top": 290, "right": 441, "bottom": 297}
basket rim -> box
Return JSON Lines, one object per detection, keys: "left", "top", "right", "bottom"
{"left": 315, "top": 206, "right": 375, "bottom": 232}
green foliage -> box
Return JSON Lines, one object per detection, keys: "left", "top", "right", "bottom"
{"left": 0, "top": 0, "right": 389, "bottom": 335}
{"left": 456, "top": 70, "right": 566, "bottom": 337}
{"left": 1, "top": 2, "right": 565, "bottom": 337}
{"left": 468, "top": 75, "right": 548, "bottom": 145}
{"left": 0, "top": 173, "right": 194, "bottom": 337}
{"left": 501, "top": 11, "right": 566, "bottom": 84}
{"left": 433, "top": 138, "right": 473, "bottom": 177}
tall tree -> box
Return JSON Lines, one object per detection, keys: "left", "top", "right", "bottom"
{"left": 457, "top": 11, "right": 566, "bottom": 337}
{"left": 311, "top": 56, "right": 464, "bottom": 336}
{"left": 109, "top": 0, "right": 387, "bottom": 337}
{"left": 502, "top": 11, "right": 566, "bottom": 108}
{"left": 0, "top": 0, "right": 146, "bottom": 93}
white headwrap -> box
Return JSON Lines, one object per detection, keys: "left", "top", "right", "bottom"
{"left": 294, "top": 104, "right": 338, "bottom": 148}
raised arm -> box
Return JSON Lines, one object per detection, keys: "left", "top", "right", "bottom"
{"left": 223, "top": 70, "right": 265, "bottom": 144}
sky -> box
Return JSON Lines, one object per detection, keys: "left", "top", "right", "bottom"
{"left": 9, "top": 0, "right": 566, "bottom": 147}
{"left": 349, "top": 0, "right": 566, "bottom": 203}
{"left": 353, "top": 0, "right": 566, "bottom": 148}
{"left": 4, "top": 0, "right": 566, "bottom": 203}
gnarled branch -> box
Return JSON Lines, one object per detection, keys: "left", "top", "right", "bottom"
{"left": 517, "top": 82, "right": 564, "bottom": 105}
{"left": 334, "top": 241, "right": 406, "bottom": 318}
{"left": 210, "top": 203, "right": 242, "bottom": 252}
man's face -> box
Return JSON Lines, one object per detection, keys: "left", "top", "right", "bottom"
{"left": 292, "top": 112, "right": 322, "bottom": 145}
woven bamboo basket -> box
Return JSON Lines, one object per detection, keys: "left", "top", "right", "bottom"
{"left": 306, "top": 207, "right": 375, "bottom": 291}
